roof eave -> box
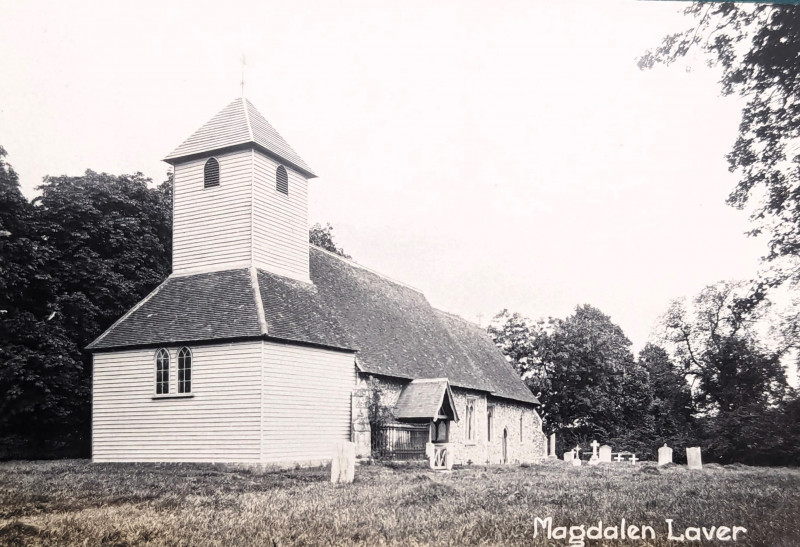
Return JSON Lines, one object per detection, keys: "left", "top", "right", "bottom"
{"left": 163, "top": 142, "right": 318, "bottom": 179}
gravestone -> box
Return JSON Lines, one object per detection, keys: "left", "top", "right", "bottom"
{"left": 686, "top": 447, "right": 703, "bottom": 470}
{"left": 331, "top": 441, "right": 355, "bottom": 484}
{"left": 588, "top": 440, "right": 600, "bottom": 465}
{"left": 549, "top": 433, "right": 557, "bottom": 459}
{"left": 629, "top": 454, "right": 638, "bottom": 465}
{"left": 572, "top": 457, "right": 582, "bottom": 467}
{"left": 599, "top": 445, "right": 612, "bottom": 463}
{"left": 658, "top": 444, "right": 673, "bottom": 466}
{"left": 563, "top": 449, "right": 574, "bottom": 462}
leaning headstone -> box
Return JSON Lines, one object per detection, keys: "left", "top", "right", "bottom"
{"left": 658, "top": 444, "right": 673, "bottom": 466}
{"left": 599, "top": 445, "right": 612, "bottom": 463}
{"left": 549, "top": 433, "right": 557, "bottom": 459}
{"left": 331, "top": 441, "right": 355, "bottom": 484}
{"left": 686, "top": 447, "right": 703, "bottom": 470}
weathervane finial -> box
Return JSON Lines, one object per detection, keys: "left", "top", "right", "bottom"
{"left": 240, "top": 54, "right": 247, "bottom": 98}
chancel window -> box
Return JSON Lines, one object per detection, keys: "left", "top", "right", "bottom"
{"left": 204, "top": 157, "right": 220, "bottom": 188}
{"left": 178, "top": 347, "right": 192, "bottom": 394}
{"left": 276, "top": 165, "right": 288, "bottom": 195}
{"left": 465, "top": 398, "right": 476, "bottom": 442}
{"left": 155, "top": 348, "right": 169, "bottom": 395}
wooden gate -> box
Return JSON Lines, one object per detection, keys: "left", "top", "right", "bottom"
{"left": 371, "top": 424, "right": 429, "bottom": 460}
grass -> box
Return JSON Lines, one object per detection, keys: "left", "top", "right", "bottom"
{"left": 0, "top": 459, "right": 798, "bottom": 546}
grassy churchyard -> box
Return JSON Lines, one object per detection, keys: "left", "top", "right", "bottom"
{"left": 0, "top": 459, "right": 798, "bottom": 546}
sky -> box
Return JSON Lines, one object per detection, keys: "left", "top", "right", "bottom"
{"left": 0, "top": 0, "right": 770, "bottom": 353}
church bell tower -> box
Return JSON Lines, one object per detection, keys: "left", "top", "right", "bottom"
{"left": 163, "top": 98, "right": 316, "bottom": 282}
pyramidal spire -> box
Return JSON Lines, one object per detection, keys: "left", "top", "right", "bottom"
{"left": 164, "top": 98, "right": 316, "bottom": 178}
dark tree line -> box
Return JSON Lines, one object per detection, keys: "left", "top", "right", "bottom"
{"left": 489, "top": 288, "right": 799, "bottom": 465}
{"left": 0, "top": 146, "right": 348, "bottom": 458}
{"left": 0, "top": 148, "right": 173, "bottom": 457}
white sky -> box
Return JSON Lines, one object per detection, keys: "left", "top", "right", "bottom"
{"left": 0, "top": 0, "right": 769, "bottom": 352}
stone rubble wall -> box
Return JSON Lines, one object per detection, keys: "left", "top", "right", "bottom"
{"left": 352, "top": 375, "right": 546, "bottom": 465}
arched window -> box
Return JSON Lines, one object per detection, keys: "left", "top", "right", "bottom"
{"left": 204, "top": 157, "right": 220, "bottom": 188}
{"left": 155, "top": 348, "right": 170, "bottom": 395}
{"left": 276, "top": 165, "right": 288, "bottom": 195}
{"left": 178, "top": 347, "right": 192, "bottom": 394}
{"left": 487, "top": 405, "right": 494, "bottom": 442}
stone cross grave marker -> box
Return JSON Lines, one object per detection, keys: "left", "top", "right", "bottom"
{"left": 658, "top": 444, "right": 673, "bottom": 466}
{"left": 629, "top": 454, "right": 638, "bottom": 465}
{"left": 599, "top": 445, "right": 612, "bottom": 463}
{"left": 588, "top": 439, "right": 600, "bottom": 465}
{"left": 614, "top": 453, "right": 624, "bottom": 462}
{"left": 574, "top": 445, "right": 581, "bottom": 460}
{"left": 331, "top": 441, "right": 355, "bottom": 484}
{"left": 686, "top": 447, "right": 703, "bottom": 470}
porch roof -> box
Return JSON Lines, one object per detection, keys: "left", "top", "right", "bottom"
{"left": 393, "top": 378, "right": 459, "bottom": 422}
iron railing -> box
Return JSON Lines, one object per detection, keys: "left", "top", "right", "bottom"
{"left": 371, "top": 423, "right": 429, "bottom": 460}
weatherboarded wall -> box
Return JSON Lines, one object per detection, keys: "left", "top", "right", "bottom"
{"left": 261, "top": 342, "right": 356, "bottom": 464}
{"left": 253, "top": 151, "right": 310, "bottom": 282}
{"left": 93, "top": 340, "right": 356, "bottom": 465}
{"left": 92, "top": 341, "right": 263, "bottom": 463}
{"left": 172, "top": 150, "right": 254, "bottom": 274}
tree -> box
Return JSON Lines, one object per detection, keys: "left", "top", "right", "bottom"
{"left": 0, "top": 165, "right": 173, "bottom": 457}
{"left": 489, "top": 305, "right": 654, "bottom": 454}
{"left": 660, "top": 281, "right": 789, "bottom": 414}
{"left": 637, "top": 343, "right": 694, "bottom": 448}
{"left": 309, "top": 222, "right": 350, "bottom": 258}
{"left": 640, "top": 4, "right": 800, "bottom": 288}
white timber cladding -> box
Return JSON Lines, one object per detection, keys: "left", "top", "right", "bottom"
{"left": 261, "top": 342, "right": 355, "bottom": 463}
{"left": 92, "top": 342, "right": 263, "bottom": 463}
{"left": 172, "top": 150, "right": 254, "bottom": 274}
{"left": 252, "top": 150, "right": 310, "bottom": 282}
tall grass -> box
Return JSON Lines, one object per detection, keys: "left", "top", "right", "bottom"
{"left": 0, "top": 459, "right": 798, "bottom": 546}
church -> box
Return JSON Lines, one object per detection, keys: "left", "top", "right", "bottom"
{"left": 87, "top": 98, "right": 547, "bottom": 467}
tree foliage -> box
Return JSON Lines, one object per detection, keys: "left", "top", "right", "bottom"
{"left": 640, "top": 3, "right": 800, "bottom": 287}
{"left": 489, "top": 306, "right": 673, "bottom": 457}
{"left": 309, "top": 222, "right": 350, "bottom": 258}
{"left": 0, "top": 161, "right": 173, "bottom": 457}
{"left": 660, "top": 281, "right": 790, "bottom": 413}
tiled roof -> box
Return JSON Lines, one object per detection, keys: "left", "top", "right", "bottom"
{"left": 394, "top": 379, "right": 458, "bottom": 421}
{"left": 163, "top": 98, "right": 316, "bottom": 178}
{"left": 86, "top": 269, "right": 262, "bottom": 350}
{"left": 88, "top": 248, "right": 539, "bottom": 405}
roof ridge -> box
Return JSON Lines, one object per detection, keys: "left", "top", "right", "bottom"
{"left": 310, "top": 244, "right": 424, "bottom": 294}
{"left": 242, "top": 97, "right": 254, "bottom": 142}
{"left": 249, "top": 266, "right": 268, "bottom": 335}
{"left": 432, "top": 307, "right": 480, "bottom": 327}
